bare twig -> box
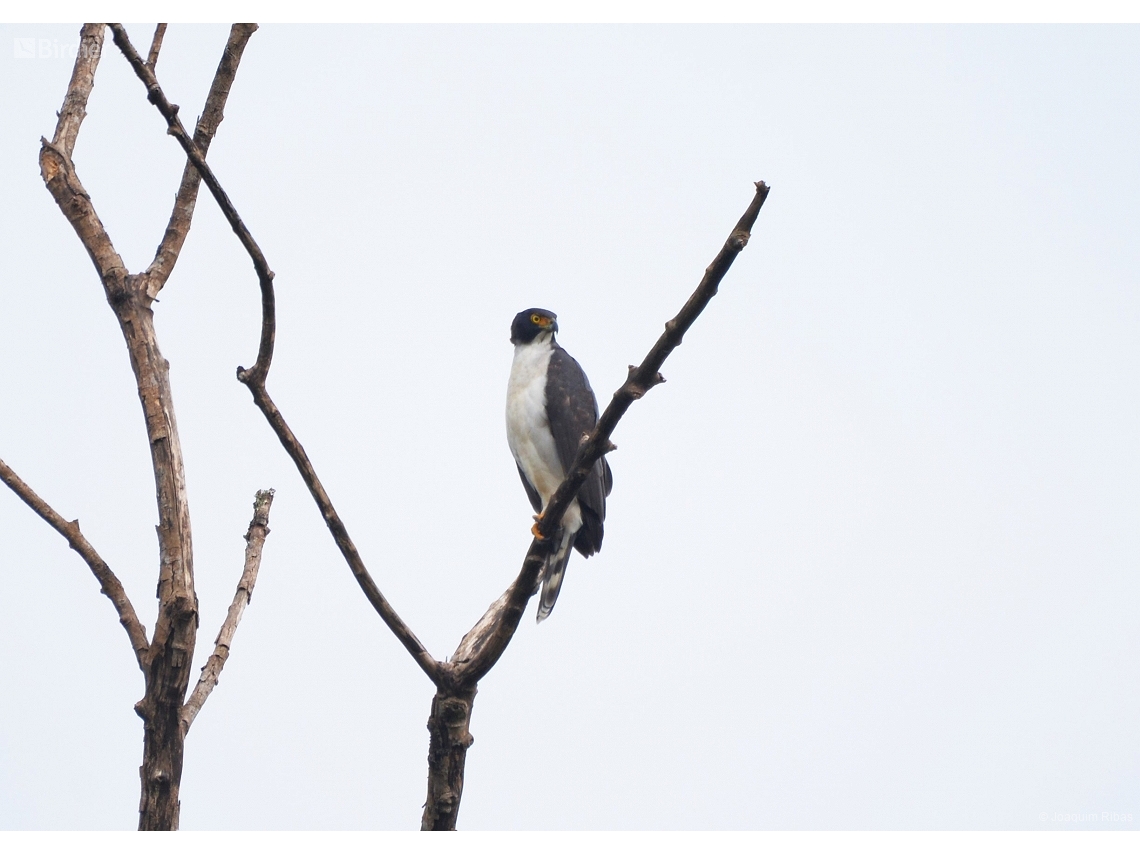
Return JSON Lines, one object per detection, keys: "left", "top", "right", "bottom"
{"left": 145, "top": 24, "right": 167, "bottom": 71}
{"left": 181, "top": 489, "right": 275, "bottom": 734}
{"left": 109, "top": 22, "right": 444, "bottom": 688}
{"left": 0, "top": 456, "right": 150, "bottom": 666}
{"left": 450, "top": 181, "right": 771, "bottom": 686}
{"left": 143, "top": 23, "right": 257, "bottom": 297}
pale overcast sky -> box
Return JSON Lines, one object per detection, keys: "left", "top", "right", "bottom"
{"left": 0, "top": 24, "right": 1137, "bottom": 830}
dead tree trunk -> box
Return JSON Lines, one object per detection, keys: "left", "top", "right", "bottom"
{"left": 421, "top": 687, "right": 478, "bottom": 830}
{"left": 138, "top": 688, "right": 189, "bottom": 830}
{"left": 1, "top": 23, "right": 273, "bottom": 830}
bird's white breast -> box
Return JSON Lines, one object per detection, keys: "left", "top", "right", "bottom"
{"left": 506, "top": 336, "right": 565, "bottom": 506}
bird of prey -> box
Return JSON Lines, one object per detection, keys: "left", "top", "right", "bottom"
{"left": 506, "top": 308, "right": 613, "bottom": 622}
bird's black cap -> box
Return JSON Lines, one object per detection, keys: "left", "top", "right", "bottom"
{"left": 511, "top": 308, "right": 558, "bottom": 344}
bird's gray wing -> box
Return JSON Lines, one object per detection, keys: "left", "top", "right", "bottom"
{"left": 546, "top": 344, "right": 610, "bottom": 556}
{"left": 516, "top": 464, "right": 542, "bottom": 513}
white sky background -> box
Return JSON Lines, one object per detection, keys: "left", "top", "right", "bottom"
{"left": 0, "top": 23, "right": 1137, "bottom": 831}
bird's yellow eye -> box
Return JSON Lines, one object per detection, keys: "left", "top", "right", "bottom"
{"left": 531, "top": 314, "right": 543, "bottom": 325}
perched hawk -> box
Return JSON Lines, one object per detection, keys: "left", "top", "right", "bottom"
{"left": 506, "top": 309, "right": 613, "bottom": 622}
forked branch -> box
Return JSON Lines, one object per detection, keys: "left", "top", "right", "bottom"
{"left": 36, "top": 24, "right": 270, "bottom": 829}
{"left": 143, "top": 23, "right": 258, "bottom": 297}
{"left": 109, "top": 23, "right": 443, "bottom": 687}
{"left": 109, "top": 23, "right": 275, "bottom": 363}
{"left": 114, "top": 18, "right": 771, "bottom": 695}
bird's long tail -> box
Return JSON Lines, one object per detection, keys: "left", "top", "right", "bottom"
{"left": 536, "top": 528, "right": 575, "bottom": 623}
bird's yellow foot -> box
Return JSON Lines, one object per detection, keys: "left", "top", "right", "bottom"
{"left": 531, "top": 514, "right": 546, "bottom": 540}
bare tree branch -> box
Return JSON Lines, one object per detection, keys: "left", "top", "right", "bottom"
{"left": 181, "top": 489, "right": 275, "bottom": 735}
{"left": 234, "top": 390, "right": 445, "bottom": 686}
{"left": 39, "top": 23, "right": 262, "bottom": 829}
{"left": 109, "top": 24, "right": 274, "bottom": 364}
{"left": 449, "top": 181, "right": 770, "bottom": 686}
{"left": 41, "top": 24, "right": 195, "bottom": 675}
{"left": 108, "top": 22, "right": 445, "bottom": 688}
{"left": 40, "top": 25, "right": 129, "bottom": 298}
{"left": 52, "top": 23, "right": 104, "bottom": 157}
{"left": 145, "top": 24, "right": 167, "bottom": 71}
{"left": 143, "top": 23, "right": 258, "bottom": 298}
{"left": 39, "top": 137, "right": 131, "bottom": 299}
{"left": 0, "top": 456, "right": 150, "bottom": 666}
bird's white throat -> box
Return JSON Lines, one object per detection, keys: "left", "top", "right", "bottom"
{"left": 506, "top": 333, "right": 567, "bottom": 508}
